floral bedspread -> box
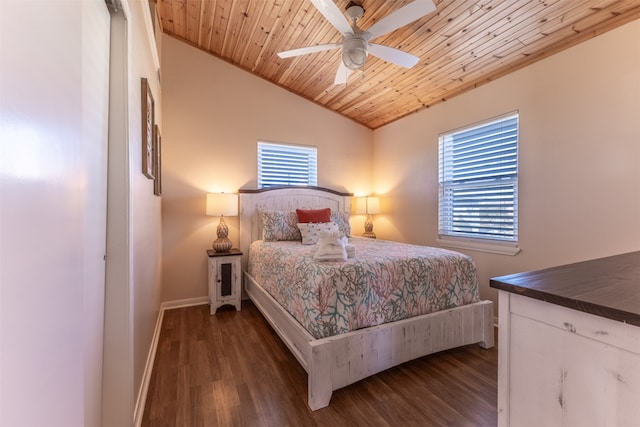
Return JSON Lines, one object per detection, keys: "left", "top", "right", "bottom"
{"left": 248, "top": 237, "right": 480, "bottom": 339}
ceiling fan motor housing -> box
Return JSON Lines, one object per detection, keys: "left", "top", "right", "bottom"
{"left": 345, "top": 3, "right": 364, "bottom": 21}
{"left": 342, "top": 34, "right": 368, "bottom": 70}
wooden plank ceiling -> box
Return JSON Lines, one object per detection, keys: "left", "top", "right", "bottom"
{"left": 156, "top": 0, "right": 640, "bottom": 129}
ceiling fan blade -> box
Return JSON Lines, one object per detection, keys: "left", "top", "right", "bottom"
{"left": 277, "top": 43, "right": 341, "bottom": 59}
{"left": 366, "top": 0, "right": 436, "bottom": 40}
{"left": 334, "top": 60, "right": 352, "bottom": 85}
{"left": 368, "top": 43, "right": 420, "bottom": 68}
{"left": 310, "top": 0, "right": 353, "bottom": 35}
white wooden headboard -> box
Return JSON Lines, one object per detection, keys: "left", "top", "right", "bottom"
{"left": 238, "top": 186, "right": 352, "bottom": 271}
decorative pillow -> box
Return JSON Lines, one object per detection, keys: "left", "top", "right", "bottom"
{"left": 330, "top": 210, "right": 351, "bottom": 237}
{"left": 314, "top": 232, "right": 348, "bottom": 261}
{"left": 297, "top": 222, "right": 340, "bottom": 245}
{"left": 259, "top": 210, "right": 301, "bottom": 241}
{"left": 296, "top": 208, "right": 331, "bottom": 223}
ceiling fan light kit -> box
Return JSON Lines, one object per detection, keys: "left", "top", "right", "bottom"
{"left": 342, "top": 35, "right": 368, "bottom": 70}
{"left": 277, "top": 0, "right": 436, "bottom": 84}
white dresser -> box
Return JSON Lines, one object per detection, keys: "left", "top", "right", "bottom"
{"left": 491, "top": 252, "right": 640, "bottom": 427}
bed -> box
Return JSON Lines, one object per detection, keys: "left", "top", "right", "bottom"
{"left": 239, "top": 186, "right": 494, "bottom": 411}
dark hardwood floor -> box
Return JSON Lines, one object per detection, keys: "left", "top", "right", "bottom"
{"left": 142, "top": 301, "right": 498, "bottom": 426}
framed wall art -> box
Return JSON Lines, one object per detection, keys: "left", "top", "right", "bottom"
{"left": 141, "top": 77, "right": 155, "bottom": 179}
{"left": 153, "top": 124, "right": 162, "bottom": 196}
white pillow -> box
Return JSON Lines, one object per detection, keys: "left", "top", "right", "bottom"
{"left": 297, "top": 222, "right": 340, "bottom": 245}
{"left": 314, "top": 233, "right": 348, "bottom": 261}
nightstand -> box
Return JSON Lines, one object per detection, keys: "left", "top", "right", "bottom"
{"left": 207, "top": 248, "right": 242, "bottom": 315}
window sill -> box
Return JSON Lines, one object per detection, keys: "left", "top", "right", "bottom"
{"left": 437, "top": 238, "right": 520, "bottom": 256}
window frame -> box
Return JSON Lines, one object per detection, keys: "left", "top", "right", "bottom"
{"left": 437, "top": 112, "right": 520, "bottom": 256}
{"left": 257, "top": 140, "right": 318, "bottom": 188}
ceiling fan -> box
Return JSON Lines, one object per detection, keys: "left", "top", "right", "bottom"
{"left": 277, "top": 0, "right": 436, "bottom": 85}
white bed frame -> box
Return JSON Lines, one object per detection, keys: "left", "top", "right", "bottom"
{"left": 239, "top": 186, "right": 495, "bottom": 411}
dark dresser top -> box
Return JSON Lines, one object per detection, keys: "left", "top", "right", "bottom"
{"left": 490, "top": 251, "right": 640, "bottom": 327}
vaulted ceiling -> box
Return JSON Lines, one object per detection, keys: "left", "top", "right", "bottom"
{"left": 156, "top": 0, "right": 640, "bottom": 129}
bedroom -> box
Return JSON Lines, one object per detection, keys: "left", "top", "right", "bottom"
{"left": 159, "top": 5, "right": 639, "bottom": 424}
{"left": 160, "top": 14, "right": 640, "bottom": 312}
{"left": 0, "top": 0, "right": 638, "bottom": 426}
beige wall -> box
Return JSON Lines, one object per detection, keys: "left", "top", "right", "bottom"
{"left": 129, "top": 1, "right": 163, "bottom": 423}
{"left": 101, "top": 1, "right": 164, "bottom": 425}
{"left": 161, "top": 35, "right": 372, "bottom": 302}
{"left": 373, "top": 20, "right": 640, "bottom": 306}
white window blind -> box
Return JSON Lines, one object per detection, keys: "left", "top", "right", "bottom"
{"left": 439, "top": 113, "right": 519, "bottom": 243}
{"left": 258, "top": 141, "right": 317, "bottom": 188}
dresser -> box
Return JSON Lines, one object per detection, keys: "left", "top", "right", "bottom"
{"left": 490, "top": 252, "right": 640, "bottom": 427}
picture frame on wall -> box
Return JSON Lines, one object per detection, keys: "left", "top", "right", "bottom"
{"left": 141, "top": 77, "right": 155, "bottom": 179}
{"left": 153, "top": 124, "right": 162, "bottom": 196}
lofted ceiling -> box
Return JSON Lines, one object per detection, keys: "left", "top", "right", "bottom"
{"left": 156, "top": 0, "right": 640, "bottom": 129}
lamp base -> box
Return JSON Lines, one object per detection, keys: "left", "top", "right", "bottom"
{"left": 363, "top": 215, "right": 376, "bottom": 238}
{"left": 212, "top": 238, "right": 232, "bottom": 252}
{"left": 213, "top": 216, "right": 232, "bottom": 252}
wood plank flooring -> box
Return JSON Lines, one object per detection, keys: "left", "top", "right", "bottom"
{"left": 142, "top": 301, "right": 498, "bottom": 426}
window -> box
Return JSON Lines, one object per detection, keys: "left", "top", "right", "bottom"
{"left": 438, "top": 112, "right": 519, "bottom": 254}
{"left": 258, "top": 141, "right": 317, "bottom": 188}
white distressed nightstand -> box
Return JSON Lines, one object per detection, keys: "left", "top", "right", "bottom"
{"left": 207, "top": 248, "right": 242, "bottom": 315}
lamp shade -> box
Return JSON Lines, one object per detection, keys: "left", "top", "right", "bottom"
{"left": 366, "top": 197, "right": 380, "bottom": 214}
{"left": 354, "top": 196, "right": 381, "bottom": 215}
{"left": 206, "top": 193, "right": 238, "bottom": 217}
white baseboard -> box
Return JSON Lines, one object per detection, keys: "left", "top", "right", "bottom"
{"left": 133, "top": 305, "right": 164, "bottom": 426}
{"left": 133, "top": 296, "right": 209, "bottom": 426}
{"left": 161, "top": 296, "right": 209, "bottom": 310}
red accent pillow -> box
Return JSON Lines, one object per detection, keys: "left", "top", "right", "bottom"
{"left": 296, "top": 208, "right": 331, "bottom": 223}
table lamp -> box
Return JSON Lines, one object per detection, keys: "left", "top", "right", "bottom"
{"left": 206, "top": 192, "right": 238, "bottom": 252}
{"left": 355, "top": 196, "right": 380, "bottom": 238}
